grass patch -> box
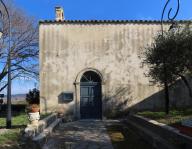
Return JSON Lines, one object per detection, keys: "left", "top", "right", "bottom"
{"left": 0, "top": 112, "right": 52, "bottom": 127}
{"left": 0, "top": 112, "right": 28, "bottom": 128}
{"left": 0, "top": 129, "right": 23, "bottom": 149}
{"left": 137, "top": 109, "right": 192, "bottom": 125}
{"left": 0, "top": 111, "right": 53, "bottom": 148}
{"left": 0, "top": 130, "right": 20, "bottom": 144}
{"left": 0, "top": 112, "right": 28, "bottom": 148}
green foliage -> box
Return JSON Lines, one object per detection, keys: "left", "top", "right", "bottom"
{"left": 25, "top": 88, "right": 39, "bottom": 104}
{"left": 137, "top": 108, "right": 192, "bottom": 125}
{"left": 141, "top": 23, "right": 192, "bottom": 86}
{"left": 138, "top": 111, "right": 166, "bottom": 119}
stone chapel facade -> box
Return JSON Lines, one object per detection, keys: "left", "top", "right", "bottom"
{"left": 39, "top": 7, "right": 192, "bottom": 119}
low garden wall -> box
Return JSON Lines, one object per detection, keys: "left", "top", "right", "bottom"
{"left": 124, "top": 115, "right": 192, "bottom": 149}
{"left": 22, "top": 113, "right": 62, "bottom": 149}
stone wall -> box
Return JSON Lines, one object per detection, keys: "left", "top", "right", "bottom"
{"left": 39, "top": 21, "right": 192, "bottom": 118}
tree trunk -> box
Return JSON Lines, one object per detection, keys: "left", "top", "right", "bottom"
{"left": 164, "top": 65, "right": 170, "bottom": 115}
{"left": 180, "top": 75, "right": 192, "bottom": 98}
{"left": 164, "top": 80, "right": 170, "bottom": 115}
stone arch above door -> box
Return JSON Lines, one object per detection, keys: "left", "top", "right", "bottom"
{"left": 74, "top": 68, "right": 104, "bottom": 85}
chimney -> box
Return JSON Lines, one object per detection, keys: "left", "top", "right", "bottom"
{"left": 55, "top": 7, "right": 64, "bottom": 21}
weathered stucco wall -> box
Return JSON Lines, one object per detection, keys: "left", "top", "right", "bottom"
{"left": 39, "top": 22, "right": 192, "bottom": 118}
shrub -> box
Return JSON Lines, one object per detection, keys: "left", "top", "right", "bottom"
{"left": 26, "top": 88, "right": 39, "bottom": 105}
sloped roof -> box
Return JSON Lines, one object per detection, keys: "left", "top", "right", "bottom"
{"left": 39, "top": 20, "right": 192, "bottom": 24}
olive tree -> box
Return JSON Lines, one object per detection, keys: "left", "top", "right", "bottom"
{"left": 141, "top": 23, "right": 192, "bottom": 113}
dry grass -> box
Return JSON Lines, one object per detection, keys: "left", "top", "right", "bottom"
{"left": 106, "top": 123, "right": 153, "bottom": 149}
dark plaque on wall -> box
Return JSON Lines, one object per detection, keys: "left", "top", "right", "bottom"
{"left": 58, "top": 92, "right": 73, "bottom": 103}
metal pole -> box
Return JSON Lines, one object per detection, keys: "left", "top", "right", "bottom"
{"left": 0, "top": 0, "right": 12, "bottom": 129}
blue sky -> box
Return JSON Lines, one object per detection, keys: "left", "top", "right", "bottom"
{"left": 14, "top": 0, "right": 192, "bottom": 20}
{"left": 8, "top": 0, "right": 192, "bottom": 94}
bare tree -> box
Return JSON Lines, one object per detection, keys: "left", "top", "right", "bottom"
{"left": 0, "top": 2, "right": 38, "bottom": 92}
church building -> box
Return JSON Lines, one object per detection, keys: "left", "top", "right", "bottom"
{"left": 39, "top": 7, "right": 192, "bottom": 119}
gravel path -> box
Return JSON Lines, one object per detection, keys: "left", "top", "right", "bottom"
{"left": 43, "top": 120, "right": 113, "bottom": 149}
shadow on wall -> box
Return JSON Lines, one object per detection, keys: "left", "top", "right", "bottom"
{"left": 131, "top": 78, "right": 192, "bottom": 112}
{"left": 103, "top": 85, "right": 133, "bottom": 118}
{"left": 103, "top": 77, "right": 192, "bottom": 118}
{"left": 40, "top": 78, "right": 192, "bottom": 119}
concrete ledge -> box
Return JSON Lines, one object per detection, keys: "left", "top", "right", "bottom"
{"left": 124, "top": 119, "right": 177, "bottom": 149}
{"left": 124, "top": 115, "right": 192, "bottom": 149}
{"left": 33, "top": 118, "right": 62, "bottom": 141}
{"left": 31, "top": 118, "right": 62, "bottom": 148}
{"left": 22, "top": 113, "right": 62, "bottom": 149}
{"left": 24, "top": 113, "right": 57, "bottom": 138}
{"left": 39, "top": 113, "right": 57, "bottom": 127}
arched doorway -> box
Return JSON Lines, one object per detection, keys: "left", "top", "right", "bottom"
{"left": 80, "top": 71, "right": 102, "bottom": 119}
